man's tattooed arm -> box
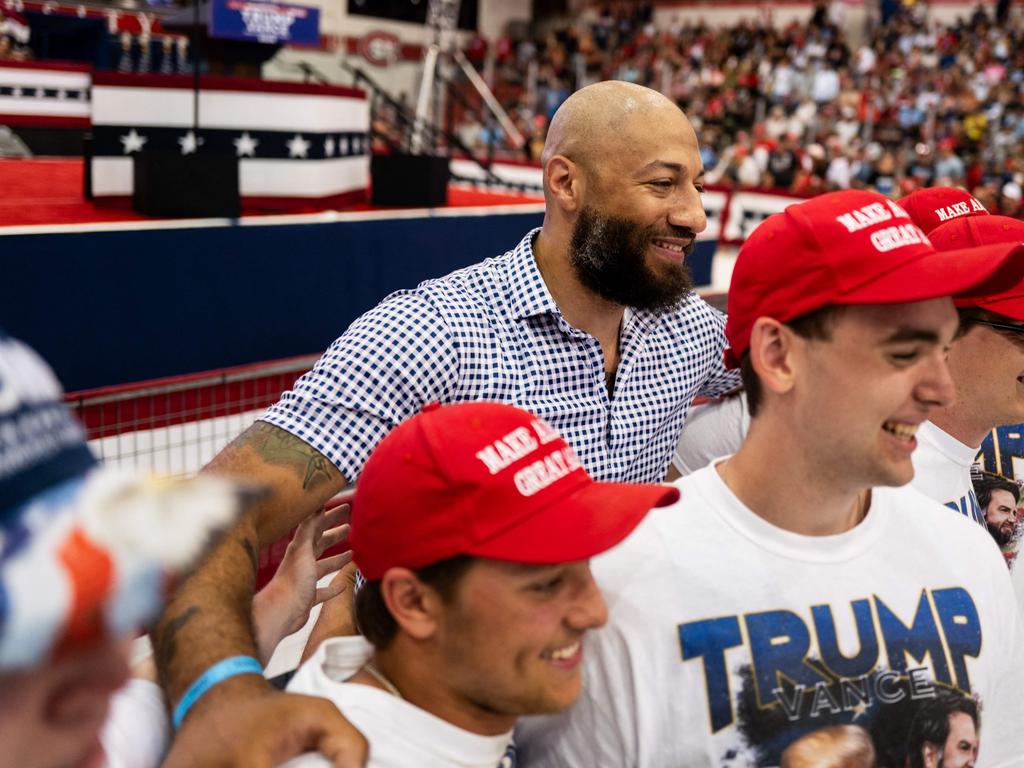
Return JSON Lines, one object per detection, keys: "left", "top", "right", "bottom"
{"left": 154, "top": 421, "right": 346, "bottom": 704}
{"left": 240, "top": 422, "right": 338, "bottom": 492}
{"left": 205, "top": 421, "right": 346, "bottom": 541}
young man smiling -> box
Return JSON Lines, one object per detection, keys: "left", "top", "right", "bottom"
{"left": 672, "top": 196, "right": 1024, "bottom": 543}
{"left": 519, "top": 190, "right": 1024, "bottom": 766}
{"left": 281, "top": 401, "right": 678, "bottom": 767}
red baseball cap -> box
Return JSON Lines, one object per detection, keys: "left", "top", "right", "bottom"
{"left": 350, "top": 402, "right": 679, "bottom": 580}
{"left": 897, "top": 186, "right": 988, "bottom": 234}
{"left": 930, "top": 214, "right": 1024, "bottom": 321}
{"left": 725, "top": 190, "right": 1024, "bottom": 368}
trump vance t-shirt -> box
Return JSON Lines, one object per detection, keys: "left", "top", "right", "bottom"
{"left": 517, "top": 463, "right": 1024, "bottom": 767}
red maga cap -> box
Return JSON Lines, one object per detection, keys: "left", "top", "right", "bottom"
{"left": 350, "top": 402, "right": 679, "bottom": 580}
{"left": 897, "top": 186, "right": 988, "bottom": 235}
{"left": 930, "top": 214, "right": 1024, "bottom": 321}
{"left": 724, "top": 190, "right": 1024, "bottom": 368}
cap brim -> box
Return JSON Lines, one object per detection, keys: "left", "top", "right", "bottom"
{"left": 839, "top": 242, "right": 1024, "bottom": 304}
{"left": 955, "top": 293, "right": 1024, "bottom": 321}
{"left": 468, "top": 480, "right": 679, "bottom": 565}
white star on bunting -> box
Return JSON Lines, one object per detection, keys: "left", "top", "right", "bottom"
{"left": 324, "top": 136, "right": 335, "bottom": 157}
{"left": 233, "top": 131, "right": 258, "bottom": 157}
{"left": 119, "top": 128, "right": 147, "bottom": 154}
{"left": 178, "top": 131, "right": 203, "bottom": 155}
{"left": 287, "top": 134, "right": 310, "bottom": 158}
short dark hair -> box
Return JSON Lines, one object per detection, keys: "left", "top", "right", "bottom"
{"left": 906, "top": 689, "right": 979, "bottom": 768}
{"left": 740, "top": 306, "right": 843, "bottom": 418}
{"left": 974, "top": 470, "right": 1020, "bottom": 510}
{"left": 355, "top": 555, "right": 475, "bottom": 648}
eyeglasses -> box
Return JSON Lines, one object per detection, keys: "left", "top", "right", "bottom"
{"left": 972, "top": 319, "right": 1024, "bottom": 337}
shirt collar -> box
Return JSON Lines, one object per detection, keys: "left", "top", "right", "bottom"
{"left": 507, "top": 228, "right": 562, "bottom": 321}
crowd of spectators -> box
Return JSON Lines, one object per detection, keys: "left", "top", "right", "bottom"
{"left": 453, "top": 1, "right": 1024, "bottom": 217}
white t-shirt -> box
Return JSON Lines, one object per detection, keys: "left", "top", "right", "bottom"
{"left": 908, "top": 423, "right": 1024, "bottom": 611}
{"left": 517, "top": 464, "right": 1024, "bottom": 767}
{"left": 674, "top": 407, "right": 1024, "bottom": 613}
{"left": 910, "top": 421, "right": 984, "bottom": 525}
{"left": 101, "top": 679, "right": 169, "bottom": 768}
{"left": 284, "top": 637, "right": 515, "bottom": 768}
{"left": 1013, "top": 558, "right": 1024, "bottom": 617}
{"left": 672, "top": 394, "right": 748, "bottom": 476}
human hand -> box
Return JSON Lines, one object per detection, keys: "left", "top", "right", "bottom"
{"left": 301, "top": 561, "right": 360, "bottom": 664}
{"left": 252, "top": 493, "right": 354, "bottom": 664}
{"left": 163, "top": 677, "right": 368, "bottom": 768}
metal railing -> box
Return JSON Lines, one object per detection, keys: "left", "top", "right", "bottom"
{"left": 342, "top": 61, "right": 509, "bottom": 189}
{"left": 65, "top": 355, "right": 319, "bottom": 476}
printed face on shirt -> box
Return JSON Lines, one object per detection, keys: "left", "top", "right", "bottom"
{"left": 921, "top": 711, "right": 979, "bottom": 768}
{"left": 435, "top": 558, "right": 607, "bottom": 721}
{"left": 946, "top": 316, "right": 1024, "bottom": 431}
{"left": 941, "top": 711, "right": 980, "bottom": 767}
{"left": 0, "top": 639, "right": 130, "bottom": 768}
{"left": 984, "top": 488, "right": 1017, "bottom": 546}
{"left": 567, "top": 108, "right": 706, "bottom": 312}
{"left": 788, "top": 299, "right": 958, "bottom": 490}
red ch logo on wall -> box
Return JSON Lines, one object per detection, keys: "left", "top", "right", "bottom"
{"left": 359, "top": 30, "right": 401, "bottom": 67}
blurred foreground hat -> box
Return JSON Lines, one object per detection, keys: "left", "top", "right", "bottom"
{"left": 0, "top": 331, "right": 245, "bottom": 668}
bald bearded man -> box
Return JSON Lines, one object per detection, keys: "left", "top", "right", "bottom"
{"left": 155, "top": 80, "right": 737, "bottom": 765}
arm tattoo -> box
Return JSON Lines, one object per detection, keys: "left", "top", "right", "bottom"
{"left": 244, "top": 422, "right": 337, "bottom": 491}
{"left": 239, "top": 536, "right": 259, "bottom": 575}
{"left": 303, "top": 454, "right": 335, "bottom": 490}
{"left": 156, "top": 605, "right": 200, "bottom": 672}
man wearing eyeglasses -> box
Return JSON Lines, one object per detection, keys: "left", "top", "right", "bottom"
{"left": 911, "top": 215, "right": 1024, "bottom": 534}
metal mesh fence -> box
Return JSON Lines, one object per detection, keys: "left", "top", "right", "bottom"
{"left": 65, "top": 355, "right": 320, "bottom": 477}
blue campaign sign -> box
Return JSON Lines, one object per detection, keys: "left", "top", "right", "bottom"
{"left": 209, "top": 0, "right": 320, "bottom": 46}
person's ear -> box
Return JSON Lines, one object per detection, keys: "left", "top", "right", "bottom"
{"left": 544, "top": 155, "right": 586, "bottom": 214}
{"left": 379, "top": 568, "right": 443, "bottom": 641}
{"left": 921, "top": 742, "right": 940, "bottom": 768}
{"left": 749, "top": 317, "right": 800, "bottom": 399}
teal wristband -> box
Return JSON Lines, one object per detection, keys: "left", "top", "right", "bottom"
{"left": 173, "top": 655, "right": 263, "bottom": 730}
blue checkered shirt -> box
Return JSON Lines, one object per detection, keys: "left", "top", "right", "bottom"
{"left": 262, "top": 229, "right": 739, "bottom": 484}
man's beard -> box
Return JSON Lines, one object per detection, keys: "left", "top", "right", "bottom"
{"left": 987, "top": 518, "right": 1016, "bottom": 547}
{"left": 568, "top": 206, "right": 695, "bottom": 312}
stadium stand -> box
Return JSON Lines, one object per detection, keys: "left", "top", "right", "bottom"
{"left": 447, "top": 1, "right": 1024, "bottom": 216}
